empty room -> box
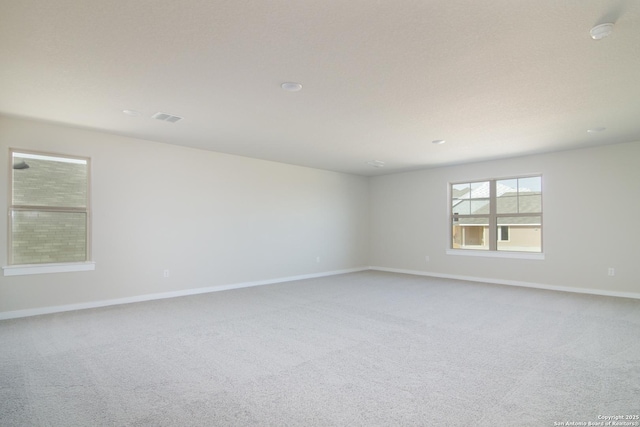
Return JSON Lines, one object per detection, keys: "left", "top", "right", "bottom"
{"left": 1, "top": 1, "right": 639, "bottom": 426}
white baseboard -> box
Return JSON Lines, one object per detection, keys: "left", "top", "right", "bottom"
{"left": 369, "top": 266, "right": 640, "bottom": 300}
{"left": 0, "top": 267, "right": 369, "bottom": 320}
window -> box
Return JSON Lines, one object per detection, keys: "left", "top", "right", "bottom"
{"left": 451, "top": 175, "right": 542, "bottom": 253}
{"left": 498, "top": 226, "right": 510, "bottom": 242}
{"left": 8, "top": 150, "right": 91, "bottom": 265}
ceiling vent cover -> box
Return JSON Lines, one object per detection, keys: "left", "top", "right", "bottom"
{"left": 152, "top": 112, "right": 183, "bottom": 123}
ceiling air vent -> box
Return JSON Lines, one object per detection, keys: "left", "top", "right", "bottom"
{"left": 152, "top": 112, "right": 183, "bottom": 123}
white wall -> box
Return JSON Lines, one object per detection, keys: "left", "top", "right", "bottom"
{"left": 0, "top": 116, "right": 370, "bottom": 314}
{"left": 369, "top": 141, "right": 640, "bottom": 295}
{"left": 3, "top": 114, "right": 638, "bottom": 317}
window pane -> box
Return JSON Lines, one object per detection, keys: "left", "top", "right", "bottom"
{"left": 497, "top": 216, "right": 541, "bottom": 252}
{"left": 518, "top": 194, "right": 542, "bottom": 213}
{"left": 452, "top": 216, "right": 489, "bottom": 250}
{"left": 452, "top": 183, "right": 470, "bottom": 198}
{"left": 470, "top": 199, "right": 490, "bottom": 214}
{"left": 452, "top": 200, "right": 470, "bottom": 215}
{"left": 497, "top": 179, "right": 517, "bottom": 195}
{"left": 496, "top": 195, "right": 517, "bottom": 213}
{"left": 497, "top": 176, "right": 542, "bottom": 214}
{"left": 496, "top": 179, "right": 518, "bottom": 214}
{"left": 518, "top": 176, "right": 541, "bottom": 192}
{"left": 11, "top": 210, "right": 87, "bottom": 264}
{"left": 12, "top": 153, "right": 87, "bottom": 208}
{"left": 452, "top": 224, "right": 489, "bottom": 250}
{"left": 470, "top": 181, "right": 489, "bottom": 198}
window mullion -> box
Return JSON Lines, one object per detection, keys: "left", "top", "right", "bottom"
{"left": 11, "top": 205, "right": 87, "bottom": 213}
{"left": 489, "top": 180, "right": 497, "bottom": 251}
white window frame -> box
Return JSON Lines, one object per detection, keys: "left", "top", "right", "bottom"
{"left": 3, "top": 149, "right": 95, "bottom": 276}
{"left": 447, "top": 175, "right": 543, "bottom": 260}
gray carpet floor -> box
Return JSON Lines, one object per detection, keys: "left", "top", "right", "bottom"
{"left": 1, "top": 271, "right": 639, "bottom": 426}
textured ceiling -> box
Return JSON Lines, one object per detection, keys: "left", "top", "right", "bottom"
{"left": 1, "top": 0, "right": 639, "bottom": 176}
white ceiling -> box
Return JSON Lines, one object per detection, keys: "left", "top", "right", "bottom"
{"left": 1, "top": 0, "right": 639, "bottom": 176}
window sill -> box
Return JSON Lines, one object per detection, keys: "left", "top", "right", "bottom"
{"left": 3, "top": 262, "right": 96, "bottom": 276}
{"left": 446, "top": 249, "right": 544, "bottom": 260}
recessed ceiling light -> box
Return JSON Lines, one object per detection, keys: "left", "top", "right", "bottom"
{"left": 587, "top": 127, "right": 606, "bottom": 133}
{"left": 281, "top": 82, "right": 303, "bottom": 92}
{"left": 590, "top": 23, "right": 614, "bottom": 40}
{"left": 122, "top": 109, "right": 141, "bottom": 116}
{"left": 366, "top": 160, "right": 385, "bottom": 168}
{"left": 432, "top": 139, "right": 446, "bottom": 145}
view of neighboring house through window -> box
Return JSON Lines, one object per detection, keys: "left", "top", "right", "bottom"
{"left": 9, "top": 150, "right": 90, "bottom": 265}
{"left": 451, "top": 176, "right": 542, "bottom": 252}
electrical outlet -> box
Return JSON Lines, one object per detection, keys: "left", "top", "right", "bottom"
{"left": 316, "top": 256, "right": 320, "bottom": 263}
{"left": 608, "top": 268, "right": 615, "bottom": 276}
{"left": 425, "top": 256, "right": 430, "bottom": 262}
{"left": 163, "top": 270, "right": 170, "bottom": 278}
